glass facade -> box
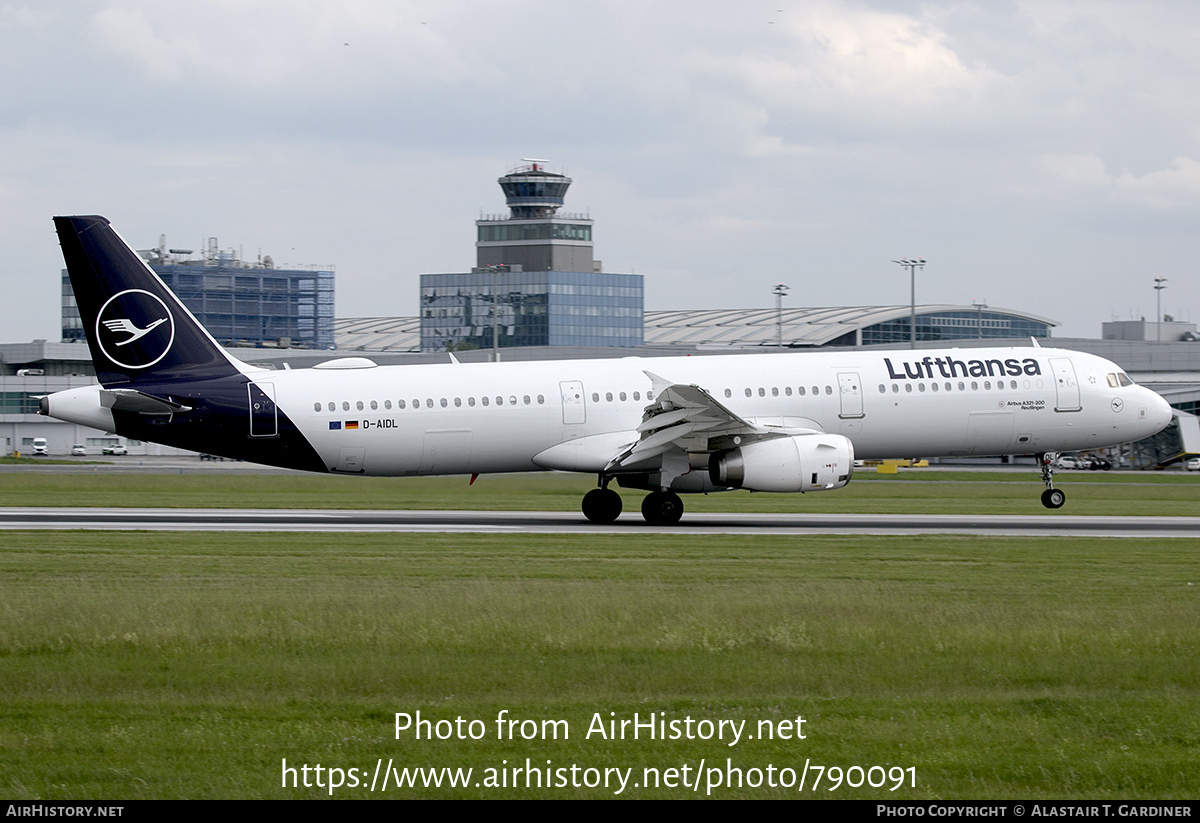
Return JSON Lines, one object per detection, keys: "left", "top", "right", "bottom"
{"left": 62, "top": 265, "right": 335, "bottom": 349}
{"left": 420, "top": 271, "right": 643, "bottom": 351}
{"left": 0, "top": 391, "right": 43, "bottom": 414}
{"left": 477, "top": 222, "right": 592, "bottom": 243}
{"left": 859, "top": 311, "right": 1052, "bottom": 346}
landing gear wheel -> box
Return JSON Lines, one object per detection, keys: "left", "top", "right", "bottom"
{"left": 1041, "top": 488, "right": 1066, "bottom": 509}
{"left": 582, "top": 488, "right": 623, "bottom": 524}
{"left": 641, "top": 491, "right": 684, "bottom": 526}
{"left": 1036, "top": 452, "right": 1066, "bottom": 508}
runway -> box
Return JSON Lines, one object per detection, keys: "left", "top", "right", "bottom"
{"left": 1, "top": 507, "right": 1198, "bottom": 536}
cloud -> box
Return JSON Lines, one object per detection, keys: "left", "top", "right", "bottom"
{"left": 1114, "top": 157, "right": 1200, "bottom": 209}
{"left": 2, "top": 1, "right": 1199, "bottom": 341}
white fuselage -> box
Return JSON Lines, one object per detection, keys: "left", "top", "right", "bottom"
{"left": 255, "top": 347, "right": 1171, "bottom": 476}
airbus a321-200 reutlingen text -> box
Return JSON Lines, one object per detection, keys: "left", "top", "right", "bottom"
{"left": 41, "top": 216, "right": 1173, "bottom": 525}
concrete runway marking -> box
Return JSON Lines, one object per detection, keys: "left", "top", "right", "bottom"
{"left": 1, "top": 507, "right": 1198, "bottom": 537}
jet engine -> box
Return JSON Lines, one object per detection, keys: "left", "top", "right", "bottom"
{"left": 709, "top": 434, "right": 854, "bottom": 493}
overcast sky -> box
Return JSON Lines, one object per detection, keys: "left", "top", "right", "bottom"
{"left": 2, "top": 0, "right": 1198, "bottom": 342}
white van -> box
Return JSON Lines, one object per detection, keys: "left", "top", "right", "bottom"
{"left": 31, "top": 437, "right": 49, "bottom": 456}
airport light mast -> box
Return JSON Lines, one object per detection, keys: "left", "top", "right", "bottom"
{"left": 773, "top": 282, "right": 789, "bottom": 349}
{"left": 482, "top": 264, "right": 509, "bottom": 362}
{"left": 893, "top": 258, "right": 926, "bottom": 349}
{"left": 972, "top": 298, "right": 988, "bottom": 339}
{"left": 1154, "top": 275, "right": 1168, "bottom": 342}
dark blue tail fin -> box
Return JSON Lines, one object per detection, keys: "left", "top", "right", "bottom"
{"left": 55, "top": 215, "right": 245, "bottom": 386}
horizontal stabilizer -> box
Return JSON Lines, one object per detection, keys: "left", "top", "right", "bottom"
{"left": 100, "top": 388, "right": 193, "bottom": 416}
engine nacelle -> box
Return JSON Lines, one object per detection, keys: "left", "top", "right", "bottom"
{"left": 709, "top": 434, "right": 854, "bottom": 493}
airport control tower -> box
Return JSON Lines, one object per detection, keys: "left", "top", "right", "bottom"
{"left": 420, "top": 160, "right": 643, "bottom": 352}
{"left": 475, "top": 160, "right": 597, "bottom": 273}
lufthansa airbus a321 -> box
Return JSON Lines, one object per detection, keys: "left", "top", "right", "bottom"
{"left": 41, "top": 216, "right": 1174, "bottom": 524}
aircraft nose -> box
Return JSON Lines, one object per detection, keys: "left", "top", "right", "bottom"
{"left": 1146, "top": 390, "right": 1173, "bottom": 433}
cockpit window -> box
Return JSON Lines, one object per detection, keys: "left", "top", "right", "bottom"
{"left": 1107, "top": 372, "right": 1135, "bottom": 388}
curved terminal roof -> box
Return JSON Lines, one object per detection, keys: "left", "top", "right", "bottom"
{"left": 335, "top": 316, "right": 422, "bottom": 352}
{"left": 642, "top": 305, "right": 1058, "bottom": 348}
{"left": 334, "top": 305, "right": 1058, "bottom": 353}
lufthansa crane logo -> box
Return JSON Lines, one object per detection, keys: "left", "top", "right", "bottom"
{"left": 95, "top": 289, "right": 176, "bottom": 369}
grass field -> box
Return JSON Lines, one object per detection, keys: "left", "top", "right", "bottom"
{"left": 0, "top": 471, "right": 1198, "bottom": 799}
{"left": 1, "top": 468, "right": 1198, "bottom": 516}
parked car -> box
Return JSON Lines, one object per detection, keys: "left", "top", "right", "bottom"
{"left": 1186, "top": 458, "right": 1200, "bottom": 472}
{"left": 1087, "top": 456, "right": 1112, "bottom": 471}
{"left": 102, "top": 444, "right": 128, "bottom": 456}
{"left": 1056, "top": 454, "right": 1089, "bottom": 469}
{"left": 31, "top": 437, "right": 48, "bottom": 456}
{"left": 71, "top": 444, "right": 87, "bottom": 456}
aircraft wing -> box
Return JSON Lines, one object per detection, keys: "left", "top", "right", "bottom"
{"left": 533, "top": 370, "right": 824, "bottom": 476}
{"left": 603, "top": 371, "right": 800, "bottom": 472}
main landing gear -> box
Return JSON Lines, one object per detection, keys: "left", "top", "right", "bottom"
{"left": 581, "top": 484, "right": 622, "bottom": 524}
{"left": 581, "top": 478, "right": 685, "bottom": 526}
{"left": 1038, "top": 452, "right": 1066, "bottom": 509}
{"left": 641, "top": 490, "right": 684, "bottom": 526}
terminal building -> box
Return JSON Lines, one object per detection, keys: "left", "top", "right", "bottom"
{"left": 641, "top": 305, "right": 1055, "bottom": 348}
{"left": 419, "top": 162, "right": 643, "bottom": 352}
{"left": 62, "top": 235, "right": 335, "bottom": 351}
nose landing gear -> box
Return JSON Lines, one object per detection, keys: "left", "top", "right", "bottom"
{"left": 1038, "top": 452, "right": 1066, "bottom": 509}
